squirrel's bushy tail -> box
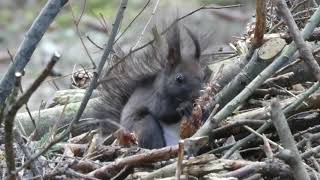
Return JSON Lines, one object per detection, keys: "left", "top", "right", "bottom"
{"left": 93, "top": 30, "right": 165, "bottom": 133}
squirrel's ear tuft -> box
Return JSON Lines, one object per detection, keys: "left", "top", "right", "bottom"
{"left": 166, "top": 23, "right": 181, "bottom": 68}
{"left": 185, "top": 26, "right": 200, "bottom": 60}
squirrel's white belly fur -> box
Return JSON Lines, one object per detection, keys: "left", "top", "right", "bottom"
{"left": 160, "top": 122, "right": 180, "bottom": 146}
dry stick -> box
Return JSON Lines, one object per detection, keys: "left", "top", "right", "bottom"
{"left": 14, "top": 130, "right": 42, "bottom": 177}
{"left": 301, "top": 144, "right": 320, "bottom": 160}
{"left": 0, "top": 0, "right": 68, "bottom": 108}
{"left": 291, "top": 0, "right": 309, "bottom": 13}
{"left": 88, "top": 145, "right": 179, "bottom": 179}
{"left": 276, "top": 0, "right": 320, "bottom": 81}
{"left": 222, "top": 159, "right": 291, "bottom": 179}
{"left": 294, "top": 124, "right": 320, "bottom": 138}
{"left": 193, "top": 6, "right": 320, "bottom": 141}
{"left": 69, "top": 0, "right": 96, "bottom": 69}
{"left": 222, "top": 81, "right": 320, "bottom": 159}
{"left": 15, "top": 0, "right": 128, "bottom": 175}
{"left": 46, "top": 166, "right": 99, "bottom": 180}
{"left": 6, "top": 49, "right": 36, "bottom": 136}
{"left": 243, "top": 125, "right": 282, "bottom": 149}
{"left": 4, "top": 73, "right": 22, "bottom": 180}
{"left": 271, "top": 99, "right": 310, "bottom": 180}
{"left": 253, "top": 0, "right": 266, "bottom": 47}
{"left": 297, "top": 132, "right": 320, "bottom": 149}
{"left": 110, "top": 166, "right": 133, "bottom": 180}
{"left": 175, "top": 140, "right": 184, "bottom": 180}
{"left": 131, "top": 0, "right": 160, "bottom": 50}
{"left": 262, "top": 134, "right": 273, "bottom": 158}
{"left": 5, "top": 54, "right": 59, "bottom": 179}
{"left": 143, "top": 155, "right": 292, "bottom": 180}
{"left": 14, "top": 54, "right": 60, "bottom": 110}
{"left": 211, "top": 119, "right": 264, "bottom": 137}
{"left": 114, "top": 0, "right": 151, "bottom": 43}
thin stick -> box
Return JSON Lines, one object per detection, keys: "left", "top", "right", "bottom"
{"left": 275, "top": 0, "right": 320, "bottom": 81}
{"left": 0, "top": 0, "right": 68, "bottom": 107}
{"left": 69, "top": 0, "right": 97, "bottom": 68}
{"left": 131, "top": 0, "right": 160, "bottom": 50}
{"left": 253, "top": 0, "right": 266, "bottom": 47}
{"left": 114, "top": 0, "right": 151, "bottom": 43}
{"left": 175, "top": 140, "right": 184, "bottom": 180}
{"left": 4, "top": 72, "right": 22, "bottom": 180}
{"left": 244, "top": 125, "right": 282, "bottom": 149}
{"left": 271, "top": 99, "right": 310, "bottom": 180}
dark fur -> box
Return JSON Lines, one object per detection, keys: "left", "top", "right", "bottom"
{"left": 94, "top": 23, "right": 204, "bottom": 149}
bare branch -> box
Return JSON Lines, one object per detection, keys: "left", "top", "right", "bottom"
{"left": 0, "top": 0, "right": 68, "bottom": 108}
{"left": 275, "top": 0, "right": 320, "bottom": 81}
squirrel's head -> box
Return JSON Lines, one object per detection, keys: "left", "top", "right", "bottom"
{"left": 156, "top": 24, "right": 203, "bottom": 103}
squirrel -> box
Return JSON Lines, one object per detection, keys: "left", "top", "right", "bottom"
{"left": 94, "top": 23, "right": 204, "bottom": 149}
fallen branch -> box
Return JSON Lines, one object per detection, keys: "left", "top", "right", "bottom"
{"left": 271, "top": 98, "right": 310, "bottom": 180}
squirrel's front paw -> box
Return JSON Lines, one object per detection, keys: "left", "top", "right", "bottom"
{"left": 177, "top": 101, "right": 193, "bottom": 117}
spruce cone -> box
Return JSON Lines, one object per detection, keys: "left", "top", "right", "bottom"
{"left": 71, "top": 69, "right": 93, "bottom": 89}
{"left": 180, "top": 104, "right": 203, "bottom": 139}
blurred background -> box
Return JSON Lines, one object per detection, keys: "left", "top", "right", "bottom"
{"left": 0, "top": 0, "right": 255, "bottom": 111}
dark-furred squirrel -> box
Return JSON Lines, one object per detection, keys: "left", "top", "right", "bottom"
{"left": 94, "top": 23, "right": 204, "bottom": 149}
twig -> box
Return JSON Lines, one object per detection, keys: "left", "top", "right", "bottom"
{"left": 4, "top": 72, "right": 22, "bottom": 180}
{"left": 262, "top": 134, "right": 273, "bottom": 158}
{"left": 114, "top": 0, "right": 151, "bottom": 43}
{"left": 45, "top": 166, "right": 99, "bottom": 180}
{"left": 5, "top": 53, "right": 59, "bottom": 179}
{"left": 176, "top": 4, "right": 241, "bottom": 23}
{"left": 14, "top": 130, "right": 42, "bottom": 177}
{"left": 111, "top": 166, "right": 133, "bottom": 180}
{"left": 211, "top": 119, "right": 264, "bottom": 138}
{"left": 271, "top": 99, "right": 310, "bottom": 180}
{"left": 69, "top": 0, "right": 97, "bottom": 69}
{"left": 0, "top": 0, "right": 68, "bottom": 107}
{"left": 6, "top": 49, "right": 36, "bottom": 135}
{"left": 131, "top": 0, "right": 160, "bottom": 50}
{"left": 301, "top": 144, "right": 320, "bottom": 159}
{"left": 294, "top": 124, "right": 320, "bottom": 138}
{"left": 243, "top": 125, "right": 282, "bottom": 149}
{"left": 14, "top": 52, "right": 60, "bottom": 110}
{"left": 88, "top": 145, "right": 179, "bottom": 179}
{"left": 297, "top": 132, "right": 320, "bottom": 149}
{"left": 275, "top": 0, "right": 320, "bottom": 81}
{"left": 86, "top": 35, "right": 103, "bottom": 50}
{"left": 253, "top": 0, "right": 266, "bottom": 47}
{"left": 175, "top": 140, "right": 184, "bottom": 180}
{"left": 268, "top": 8, "right": 317, "bottom": 33}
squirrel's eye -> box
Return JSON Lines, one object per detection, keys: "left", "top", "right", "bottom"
{"left": 175, "top": 73, "right": 184, "bottom": 83}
